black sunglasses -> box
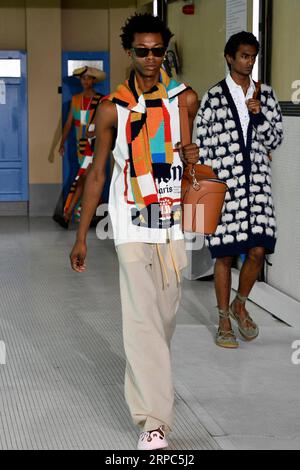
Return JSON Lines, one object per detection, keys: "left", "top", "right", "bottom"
{"left": 131, "top": 47, "right": 166, "bottom": 58}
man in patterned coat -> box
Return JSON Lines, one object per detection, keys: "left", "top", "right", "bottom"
{"left": 195, "top": 32, "right": 283, "bottom": 348}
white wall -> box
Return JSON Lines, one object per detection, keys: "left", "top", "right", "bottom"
{"left": 268, "top": 117, "right": 300, "bottom": 303}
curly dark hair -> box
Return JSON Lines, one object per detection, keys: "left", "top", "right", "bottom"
{"left": 120, "top": 13, "right": 173, "bottom": 50}
{"left": 224, "top": 31, "right": 260, "bottom": 69}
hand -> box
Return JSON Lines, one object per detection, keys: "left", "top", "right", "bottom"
{"left": 176, "top": 142, "right": 199, "bottom": 165}
{"left": 59, "top": 144, "right": 65, "bottom": 157}
{"left": 70, "top": 240, "right": 87, "bottom": 273}
{"left": 86, "top": 123, "right": 95, "bottom": 139}
{"left": 246, "top": 98, "right": 261, "bottom": 115}
{"left": 85, "top": 130, "right": 95, "bottom": 139}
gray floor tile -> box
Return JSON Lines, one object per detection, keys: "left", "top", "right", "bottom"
{"left": 0, "top": 217, "right": 299, "bottom": 450}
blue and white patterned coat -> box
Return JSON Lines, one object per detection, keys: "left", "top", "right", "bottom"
{"left": 195, "top": 79, "right": 283, "bottom": 258}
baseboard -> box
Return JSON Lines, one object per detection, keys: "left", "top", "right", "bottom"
{"left": 232, "top": 268, "right": 300, "bottom": 328}
{"left": 29, "top": 184, "right": 61, "bottom": 216}
{"left": 0, "top": 202, "right": 28, "bottom": 216}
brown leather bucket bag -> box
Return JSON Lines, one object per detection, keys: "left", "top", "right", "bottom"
{"left": 178, "top": 92, "right": 228, "bottom": 234}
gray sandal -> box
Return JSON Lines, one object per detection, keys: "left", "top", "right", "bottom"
{"left": 230, "top": 293, "right": 259, "bottom": 341}
{"left": 216, "top": 309, "right": 239, "bottom": 349}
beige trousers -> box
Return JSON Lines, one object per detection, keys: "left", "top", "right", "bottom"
{"left": 116, "top": 239, "right": 187, "bottom": 433}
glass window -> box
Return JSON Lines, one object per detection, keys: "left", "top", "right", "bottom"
{"left": 0, "top": 59, "right": 21, "bottom": 78}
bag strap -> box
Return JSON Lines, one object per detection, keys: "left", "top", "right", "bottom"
{"left": 178, "top": 91, "right": 191, "bottom": 147}
{"left": 253, "top": 80, "right": 261, "bottom": 100}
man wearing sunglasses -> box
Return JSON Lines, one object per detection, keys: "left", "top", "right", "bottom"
{"left": 69, "top": 13, "right": 199, "bottom": 450}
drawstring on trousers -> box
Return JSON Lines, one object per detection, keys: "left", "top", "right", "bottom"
{"left": 169, "top": 238, "right": 181, "bottom": 286}
{"left": 156, "top": 238, "right": 181, "bottom": 290}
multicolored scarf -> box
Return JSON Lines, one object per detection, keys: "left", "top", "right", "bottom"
{"left": 109, "top": 68, "right": 186, "bottom": 209}
{"left": 72, "top": 93, "right": 103, "bottom": 158}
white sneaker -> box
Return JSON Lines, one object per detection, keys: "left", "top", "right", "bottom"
{"left": 137, "top": 425, "right": 168, "bottom": 450}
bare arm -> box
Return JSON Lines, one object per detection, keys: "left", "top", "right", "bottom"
{"left": 70, "top": 100, "right": 117, "bottom": 271}
{"left": 181, "top": 88, "right": 200, "bottom": 165}
{"left": 186, "top": 88, "right": 199, "bottom": 133}
{"left": 59, "top": 106, "right": 74, "bottom": 156}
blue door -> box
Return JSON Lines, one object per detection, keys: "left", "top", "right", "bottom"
{"left": 0, "top": 51, "right": 28, "bottom": 201}
{"left": 62, "top": 51, "right": 110, "bottom": 202}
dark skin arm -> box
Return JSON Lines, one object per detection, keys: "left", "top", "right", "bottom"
{"left": 177, "top": 89, "right": 200, "bottom": 165}
{"left": 59, "top": 106, "right": 73, "bottom": 156}
{"left": 69, "top": 100, "right": 117, "bottom": 272}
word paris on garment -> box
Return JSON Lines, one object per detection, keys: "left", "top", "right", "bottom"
{"left": 104, "top": 454, "right": 195, "bottom": 467}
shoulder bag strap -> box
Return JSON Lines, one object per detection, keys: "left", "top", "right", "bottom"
{"left": 178, "top": 91, "right": 191, "bottom": 147}
{"left": 253, "top": 80, "right": 261, "bottom": 100}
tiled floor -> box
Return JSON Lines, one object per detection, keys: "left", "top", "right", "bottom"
{"left": 0, "top": 217, "right": 299, "bottom": 450}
